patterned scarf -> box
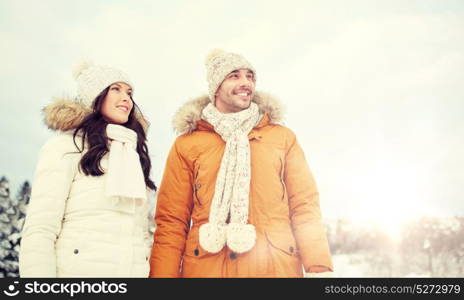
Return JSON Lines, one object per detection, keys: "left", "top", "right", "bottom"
{"left": 199, "top": 102, "right": 261, "bottom": 253}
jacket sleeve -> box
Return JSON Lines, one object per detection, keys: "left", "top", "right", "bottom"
{"left": 19, "top": 134, "right": 79, "bottom": 277}
{"left": 144, "top": 189, "right": 155, "bottom": 261}
{"left": 284, "top": 130, "right": 333, "bottom": 272}
{"left": 149, "top": 138, "right": 194, "bottom": 277}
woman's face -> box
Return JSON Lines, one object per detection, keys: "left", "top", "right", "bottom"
{"left": 101, "top": 82, "right": 134, "bottom": 124}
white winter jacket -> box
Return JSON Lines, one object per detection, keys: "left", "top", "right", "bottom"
{"left": 19, "top": 132, "right": 152, "bottom": 277}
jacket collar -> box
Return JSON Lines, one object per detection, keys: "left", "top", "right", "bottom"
{"left": 173, "top": 91, "right": 284, "bottom": 135}
{"left": 42, "top": 97, "right": 149, "bottom": 133}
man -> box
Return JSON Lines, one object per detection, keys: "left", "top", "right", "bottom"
{"left": 150, "top": 49, "right": 333, "bottom": 277}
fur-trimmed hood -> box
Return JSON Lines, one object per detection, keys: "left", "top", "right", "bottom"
{"left": 172, "top": 91, "right": 284, "bottom": 135}
{"left": 42, "top": 97, "right": 149, "bottom": 132}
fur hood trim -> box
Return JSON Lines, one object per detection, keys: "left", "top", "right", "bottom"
{"left": 173, "top": 91, "right": 284, "bottom": 135}
{"left": 42, "top": 97, "right": 149, "bottom": 132}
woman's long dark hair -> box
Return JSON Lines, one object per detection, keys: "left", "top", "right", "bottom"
{"left": 73, "top": 86, "right": 156, "bottom": 191}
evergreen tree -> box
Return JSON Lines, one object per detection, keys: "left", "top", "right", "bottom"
{"left": 12, "top": 181, "right": 30, "bottom": 235}
{"left": 0, "top": 178, "right": 31, "bottom": 277}
{"left": 0, "top": 176, "right": 14, "bottom": 277}
{"left": 7, "top": 181, "right": 31, "bottom": 277}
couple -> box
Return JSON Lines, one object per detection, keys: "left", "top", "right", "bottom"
{"left": 19, "top": 49, "right": 333, "bottom": 278}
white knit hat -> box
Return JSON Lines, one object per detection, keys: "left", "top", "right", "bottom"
{"left": 72, "top": 61, "right": 133, "bottom": 108}
{"left": 205, "top": 49, "right": 256, "bottom": 102}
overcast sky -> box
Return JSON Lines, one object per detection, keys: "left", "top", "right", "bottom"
{"left": 1, "top": 0, "right": 463, "bottom": 224}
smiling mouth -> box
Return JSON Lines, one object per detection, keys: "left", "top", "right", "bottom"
{"left": 234, "top": 90, "right": 252, "bottom": 98}
{"left": 117, "top": 106, "right": 129, "bottom": 112}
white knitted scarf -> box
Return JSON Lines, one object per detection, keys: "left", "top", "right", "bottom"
{"left": 105, "top": 124, "right": 147, "bottom": 201}
{"left": 199, "top": 102, "right": 261, "bottom": 253}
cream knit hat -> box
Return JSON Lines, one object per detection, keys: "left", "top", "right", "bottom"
{"left": 43, "top": 62, "right": 149, "bottom": 133}
{"left": 72, "top": 61, "right": 133, "bottom": 108}
{"left": 205, "top": 49, "right": 256, "bottom": 102}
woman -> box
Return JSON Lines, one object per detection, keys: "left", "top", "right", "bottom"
{"left": 19, "top": 62, "right": 156, "bottom": 277}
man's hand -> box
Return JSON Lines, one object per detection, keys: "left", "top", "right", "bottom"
{"left": 308, "top": 265, "right": 331, "bottom": 273}
{"left": 305, "top": 265, "right": 333, "bottom": 278}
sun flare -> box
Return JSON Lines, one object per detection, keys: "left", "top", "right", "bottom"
{"left": 348, "top": 161, "right": 430, "bottom": 240}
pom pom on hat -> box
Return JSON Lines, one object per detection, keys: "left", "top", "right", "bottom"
{"left": 205, "top": 49, "right": 225, "bottom": 65}
{"left": 72, "top": 60, "right": 94, "bottom": 80}
{"left": 205, "top": 49, "right": 256, "bottom": 102}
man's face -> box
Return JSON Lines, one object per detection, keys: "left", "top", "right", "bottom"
{"left": 214, "top": 68, "right": 255, "bottom": 113}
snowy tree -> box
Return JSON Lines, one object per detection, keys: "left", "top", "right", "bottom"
{"left": 0, "top": 176, "right": 15, "bottom": 277}
{"left": 400, "top": 216, "right": 464, "bottom": 277}
{"left": 325, "top": 216, "right": 464, "bottom": 277}
{"left": 328, "top": 218, "right": 365, "bottom": 254}
{"left": 0, "top": 178, "right": 31, "bottom": 277}
{"left": 8, "top": 181, "right": 31, "bottom": 277}
{"left": 11, "top": 181, "right": 30, "bottom": 234}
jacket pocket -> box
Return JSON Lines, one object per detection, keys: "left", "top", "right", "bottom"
{"left": 181, "top": 227, "right": 221, "bottom": 277}
{"left": 265, "top": 229, "right": 303, "bottom": 277}
{"left": 55, "top": 234, "right": 88, "bottom": 277}
{"left": 193, "top": 167, "right": 203, "bottom": 206}
{"left": 279, "top": 156, "right": 288, "bottom": 202}
{"left": 193, "top": 183, "right": 203, "bottom": 206}
{"left": 183, "top": 228, "right": 211, "bottom": 259}
{"left": 265, "top": 229, "right": 298, "bottom": 257}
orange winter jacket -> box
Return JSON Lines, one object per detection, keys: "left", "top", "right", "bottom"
{"left": 149, "top": 92, "right": 333, "bottom": 277}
